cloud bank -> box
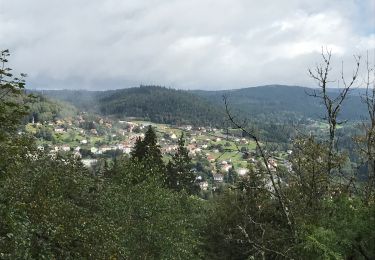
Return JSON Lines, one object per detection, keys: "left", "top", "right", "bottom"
{"left": 0, "top": 0, "right": 374, "bottom": 90}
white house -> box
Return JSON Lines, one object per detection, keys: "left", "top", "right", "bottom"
{"left": 214, "top": 174, "right": 224, "bottom": 182}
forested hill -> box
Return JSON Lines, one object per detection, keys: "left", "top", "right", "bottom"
{"left": 192, "top": 85, "right": 367, "bottom": 121}
{"left": 97, "top": 86, "right": 226, "bottom": 125}
{"left": 35, "top": 86, "right": 226, "bottom": 126}
{"left": 35, "top": 85, "right": 368, "bottom": 126}
{"left": 23, "top": 94, "right": 77, "bottom": 123}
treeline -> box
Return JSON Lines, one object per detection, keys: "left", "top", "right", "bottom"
{"left": 1, "top": 50, "right": 375, "bottom": 259}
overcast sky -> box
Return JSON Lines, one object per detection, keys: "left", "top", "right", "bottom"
{"left": 1, "top": 0, "right": 374, "bottom": 90}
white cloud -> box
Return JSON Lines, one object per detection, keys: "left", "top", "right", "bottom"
{"left": 0, "top": 0, "right": 373, "bottom": 90}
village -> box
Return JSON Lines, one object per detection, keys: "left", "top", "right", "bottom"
{"left": 25, "top": 112, "right": 293, "bottom": 191}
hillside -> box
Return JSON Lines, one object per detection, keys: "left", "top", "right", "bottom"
{"left": 192, "top": 85, "right": 367, "bottom": 122}
{"left": 35, "top": 85, "right": 368, "bottom": 127}
{"left": 36, "top": 86, "right": 226, "bottom": 126}
{"left": 23, "top": 94, "right": 77, "bottom": 123}
{"left": 97, "top": 86, "right": 226, "bottom": 126}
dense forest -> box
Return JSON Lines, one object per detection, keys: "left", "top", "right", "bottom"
{"left": 35, "top": 86, "right": 227, "bottom": 126}
{"left": 23, "top": 94, "right": 77, "bottom": 123}
{"left": 37, "top": 84, "right": 368, "bottom": 127}
{"left": 1, "top": 49, "right": 375, "bottom": 259}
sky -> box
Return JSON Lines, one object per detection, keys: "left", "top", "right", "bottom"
{"left": 0, "top": 0, "right": 374, "bottom": 90}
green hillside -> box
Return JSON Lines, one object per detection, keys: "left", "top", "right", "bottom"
{"left": 36, "top": 85, "right": 368, "bottom": 127}
{"left": 37, "top": 86, "right": 226, "bottom": 126}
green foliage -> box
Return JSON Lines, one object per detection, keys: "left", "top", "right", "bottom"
{"left": 204, "top": 186, "right": 292, "bottom": 259}
{"left": 101, "top": 174, "right": 205, "bottom": 259}
{"left": 300, "top": 197, "right": 375, "bottom": 259}
{"left": 166, "top": 133, "right": 198, "bottom": 194}
{"left": 129, "top": 125, "right": 165, "bottom": 183}
{"left": 0, "top": 49, "right": 30, "bottom": 141}
{"left": 23, "top": 94, "right": 77, "bottom": 123}
{"left": 0, "top": 152, "right": 111, "bottom": 258}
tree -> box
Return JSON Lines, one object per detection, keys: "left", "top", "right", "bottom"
{"left": 128, "top": 125, "right": 165, "bottom": 183}
{"left": 166, "top": 133, "right": 197, "bottom": 194}
{"left": 356, "top": 51, "right": 375, "bottom": 202}
{"left": 130, "top": 137, "right": 146, "bottom": 160}
{"left": 131, "top": 125, "right": 163, "bottom": 165}
{"left": 0, "top": 49, "right": 30, "bottom": 141}
{"left": 143, "top": 125, "right": 163, "bottom": 165}
{"left": 307, "top": 48, "right": 360, "bottom": 175}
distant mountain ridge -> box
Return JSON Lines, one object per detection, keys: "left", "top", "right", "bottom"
{"left": 191, "top": 85, "right": 367, "bottom": 121}
{"left": 33, "top": 85, "right": 368, "bottom": 125}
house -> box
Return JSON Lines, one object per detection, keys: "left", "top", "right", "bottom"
{"left": 99, "top": 146, "right": 112, "bottom": 153}
{"left": 118, "top": 130, "right": 126, "bottom": 136}
{"left": 199, "top": 181, "right": 209, "bottom": 191}
{"left": 222, "top": 164, "right": 232, "bottom": 172}
{"left": 73, "top": 151, "right": 82, "bottom": 159}
{"left": 123, "top": 146, "right": 132, "bottom": 154}
{"left": 213, "top": 174, "right": 224, "bottom": 182}
{"left": 90, "top": 147, "right": 98, "bottom": 154}
{"left": 164, "top": 145, "right": 177, "bottom": 153}
{"left": 207, "top": 155, "right": 215, "bottom": 162}
{"left": 80, "top": 139, "right": 88, "bottom": 144}
{"left": 267, "top": 159, "right": 278, "bottom": 172}
{"left": 54, "top": 127, "right": 65, "bottom": 133}
{"left": 61, "top": 145, "right": 70, "bottom": 152}
{"left": 237, "top": 168, "right": 249, "bottom": 176}
{"left": 81, "top": 159, "right": 97, "bottom": 168}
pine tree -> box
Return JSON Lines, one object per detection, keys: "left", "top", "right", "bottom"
{"left": 129, "top": 125, "right": 165, "bottom": 182}
{"left": 166, "top": 133, "right": 197, "bottom": 194}
{"left": 131, "top": 137, "right": 146, "bottom": 161}
{"left": 143, "top": 125, "right": 163, "bottom": 165}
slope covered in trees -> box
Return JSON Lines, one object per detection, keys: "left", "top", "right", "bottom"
{"left": 38, "top": 85, "right": 367, "bottom": 129}
{"left": 23, "top": 94, "right": 77, "bottom": 123}
{"left": 37, "top": 86, "right": 226, "bottom": 126}
{"left": 97, "top": 86, "right": 226, "bottom": 126}
{"left": 192, "top": 85, "right": 367, "bottom": 122}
